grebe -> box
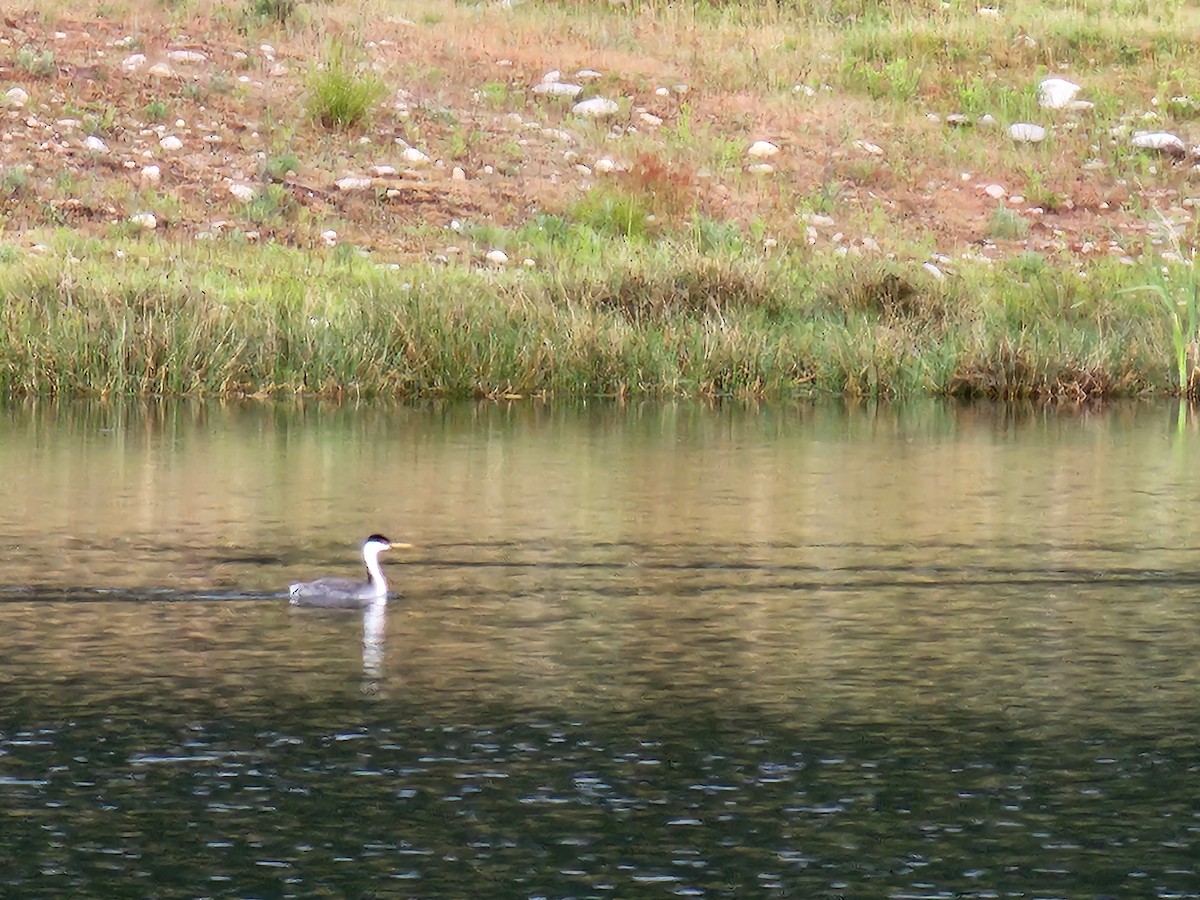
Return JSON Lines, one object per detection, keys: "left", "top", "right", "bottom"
{"left": 288, "top": 534, "right": 409, "bottom": 608}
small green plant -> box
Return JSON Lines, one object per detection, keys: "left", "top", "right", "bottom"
{"left": 0, "top": 244, "right": 19, "bottom": 264}
{"left": 569, "top": 187, "right": 654, "bottom": 240}
{"left": 245, "top": 183, "right": 295, "bottom": 224}
{"left": 1, "top": 166, "right": 31, "bottom": 199}
{"left": 82, "top": 105, "right": 118, "bottom": 137}
{"left": 306, "top": 42, "right": 386, "bottom": 130}
{"left": 1122, "top": 247, "right": 1200, "bottom": 396}
{"left": 477, "top": 82, "right": 510, "bottom": 108}
{"left": 248, "top": 0, "right": 297, "bottom": 24}
{"left": 842, "top": 56, "right": 922, "bottom": 102}
{"left": 264, "top": 152, "right": 300, "bottom": 182}
{"left": 988, "top": 206, "right": 1029, "bottom": 240}
{"left": 16, "top": 45, "right": 56, "bottom": 77}
{"left": 143, "top": 99, "right": 169, "bottom": 122}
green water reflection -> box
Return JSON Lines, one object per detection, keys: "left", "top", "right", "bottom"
{"left": 2, "top": 400, "right": 1200, "bottom": 897}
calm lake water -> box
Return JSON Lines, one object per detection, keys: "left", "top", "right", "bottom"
{"left": 2, "top": 399, "right": 1200, "bottom": 898}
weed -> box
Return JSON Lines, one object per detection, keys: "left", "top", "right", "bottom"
{"left": 569, "top": 187, "right": 654, "bottom": 239}
{"left": 988, "top": 206, "right": 1029, "bottom": 240}
{"left": 247, "top": 0, "right": 297, "bottom": 24}
{"left": 143, "top": 99, "right": 169, "bottom": 122}
{"left": 245, "top": 183, "right": 295, "bottom": 223}
{"left": 16, "top": 45, "right": 56, "bottom": 77}
{"left": 306, "top": 42, "right": 386, "bottom": 130}
{"left": 1, "top": 167, "right": 31, "bottom": 199}
{"left": 264, "top": 152, "right": 300, "bottom": 182}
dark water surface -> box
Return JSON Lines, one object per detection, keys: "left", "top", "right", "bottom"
{"left": 2, "top": 400, "right": 1200, "bottom": 898}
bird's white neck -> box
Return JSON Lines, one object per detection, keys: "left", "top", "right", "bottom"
{"left": 363, "top": 546, "right": 389, "bottom": 596}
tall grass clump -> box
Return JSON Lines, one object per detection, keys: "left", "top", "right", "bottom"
{"left": 1122, "top": 252, "right": 1200, "bottom": 397}
{"left": 305, "top": 42, "right": 386, "bottom": 130}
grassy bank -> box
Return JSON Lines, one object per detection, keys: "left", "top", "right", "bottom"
{"left": 0, "top": 232, "right": 1178, "bottom": 399}
{"left": 3, "top": 0, "right": 1200, "bottom": 399}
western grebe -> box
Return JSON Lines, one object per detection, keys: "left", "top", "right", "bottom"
{"left": 288, "top": 534, "right": 410, "bottom": 608}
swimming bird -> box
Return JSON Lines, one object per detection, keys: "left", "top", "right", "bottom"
{"left": 288, "top": 534, "right": 409, "bottom": 608}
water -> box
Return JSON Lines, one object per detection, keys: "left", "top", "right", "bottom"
{"left": 2, "top": 400, "right": 1200, "bottom": 897}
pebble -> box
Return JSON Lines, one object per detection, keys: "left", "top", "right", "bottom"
{"left": 228, "top": 182, "right": 256, "bottom": 202}
{"left": 147, "top": 62, "right": 174, "bottom": 78}
{"left": 485, "top": 249, "right": 509, "bottom": 265}
{"left": 451, "top": 167, "right": 466, "bottom": 181}
{"left": 747, "top": 140, "right": 779, "bottom": 158}
{"left": 129, "top": 212, "right": 157, "bottom": 230}
{"left": 639, "top": 112, "right": 663, "bottom": 127}
{"left": 167, "top": 49, "right": 207, "bottom": 63}
{"left": 1038, "top": 77, "right": 1081, "bottom": 109}
{"left": 747, "top": 163, "right": 775, "bottom": 175}
{"left": 400, "top": 147, "right": 430, "bottom": 166}
{"left": 983, "top": 183, "right": 1007, "bottom": 199}
{"left": 120, "top": 54, "right": 146, "bottom": 72}
{"left": 140, "top": 164, "right": 161, "bottom": 183}
{"left": 320, "top": 230, "right": 338, "bottom": 246}
{"left": 532, "top": 82, "right": 583, "bottom": 98}
{"left": 1132, "top": 131, "right": 1186, "bottom": 157}
{"left": 572, "top": 97, "right": 619, "bottom": 118}
{"left": 370, "top": 165, "right": 397, "bottom": 176}
{"left": 160, "top": 135, "right": 183, "bottom": 151}
{"left": 84, "top": 135, "right": 108, "bottom": 153}
{"left": 4, "top": 87, "right": 29, "bottom": 109}
{"left": 577, "top": 69, "right": 602, "bottom": 80}
{"left": 1009, "top": 123, "right": 1046, "bottom": 143}
{"left": 854, "top": 139, "right": 884, "bottom": 156}
{"left": 923, "top": 262, "right": 945, "bottom": 280}
{"left": 593, "top": 157, "right": 617, "bottom": 174}
{"left": 335, "top": 176, "right": 373, "bottom": 192}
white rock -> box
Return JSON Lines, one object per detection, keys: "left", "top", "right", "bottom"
{"left": 84, "top": 135, "right": 108, "bottom": 153}
{"left": 485, "top": 249, "right": 509, "bottom": 265}
{"left": 260, "top": 43, "right": 276, "bottom": 59}
{"left": 1009, "top": 122, "right": 1046, "bottom": 143}
{"left": 4, "top": 87, "right": 29, "bottom": 109}
{"left": 1132, "top": 131, "right": 1186, "bottom": 156}
{"left": 1038, "top": 77, "right": 1081, "bottom": 110}
{"left": 451, "top": 166, "right": 466, "bottom": 181}
{"left": 576, "top": 69, "right": 602, "bottom": 80}
{"left": 594, "top": 157, "right": 617, "bottom": 174}
{"left": 572, "top": 97, "right": 619, "bottom": 118}
{"left": 655, "top": 87, "right": 670, "bottom": 97}
{"left": 129, "top": 212, "right": 157, "bottom": 230}
{"left": 747, "top": 140, "right": 779, "bottom": 158}
{"left": 853, "top": 139, "right": 884, "bottom": 155}
{"left": 120, "top": 53, "right": 146, "bottom": 72}
{"left": 804, "top": 213, "right": 836, "bottom": 228}
{"left": 532, "top": 82, "right": 583, "bottom": 98}
{"left": 541, "top": 70, "right": 562, "bottom": 83}
{"left": 979, "top": 114, "right": 998, "bottom": 128}
{"left": 923, "top": 262, "right": 945, "bottom": 280}
{"left": 748, "top": 163, "right": 775, "bottom": 175}
{"left": 167, "top": 49, "right": 207, "bottom": 63}
{"left": 335, "top": 176, "right": 373, "bottom": 191}
{"left": 978, "top": 6, "right": 1000, "bottom": 16}
{"left": 147, "top": 62, "right": 174, "bottom": 78}
{"left": 400, "top": 147, "right": 429, "bottom": 165}
{"left": 320, "top": 229, "right": 338, "bottom": 246}
{"left": 575, "top": 164, "right": 592, "bottom": 176}
{"left": 639, "top": 112, "right": 663, "bottom": 127}
{"left": 140, "top": 164, "right": 161, "bottom": 183}
{"left": 983, "top": 183, "right": 1007, "bottom": 199}
{"left": 228, "top": 182, "right": 256, "bottom": 202}
{"left": 946, "top": 113, "right": 971, "bottom": 127}
{"left": 370, "top": 165, "right": 398, "bottom": 176}
{"left": 794, "top": 83, "right": 817, "bottom": 97}
{"left": 202, "top": 134, "right": 222, "bottom": 144}
{"left": 160, "top": 135, "right": 183, "bottom": 151}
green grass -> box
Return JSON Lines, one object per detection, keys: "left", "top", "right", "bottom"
{"left": 305, "top": 42, "right": 387, "bottom": 131}
{"left": 0, "top": 233, "right": 1179, "bottom": 400}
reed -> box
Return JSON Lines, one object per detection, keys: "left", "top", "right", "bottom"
{"left": 0, "top": 236, "right": 1181, "bottom": 400}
